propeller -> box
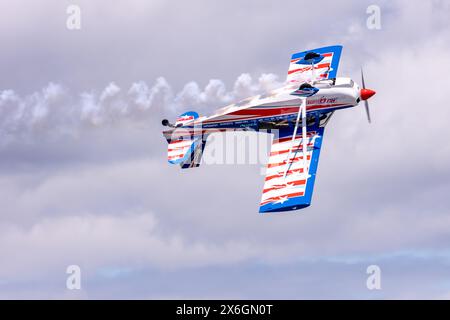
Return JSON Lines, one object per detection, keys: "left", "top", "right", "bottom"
{"left": 360, "top": 68, "right": 376, "bottom": 123}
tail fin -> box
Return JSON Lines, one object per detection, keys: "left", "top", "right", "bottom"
{"left": 175, "top": 111, "right": 199, "bottom": 126}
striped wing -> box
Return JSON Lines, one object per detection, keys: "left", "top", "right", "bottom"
{"left": 259, "top": 125, "right": 325, "bottom": 213}
{"left": 286, "top": 45, "right": 342, "bottom": 84}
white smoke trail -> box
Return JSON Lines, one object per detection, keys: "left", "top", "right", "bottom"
{"left": 0, "top": 73, "right": 282, "bottom": 145}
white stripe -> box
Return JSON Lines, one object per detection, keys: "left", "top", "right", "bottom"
{"left": 261, "top": 185, "right": 306, "bottom": 202}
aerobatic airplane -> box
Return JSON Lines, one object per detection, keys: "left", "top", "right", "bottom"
{"left": 162, "top": 45, "right": 376, "bottom": 213}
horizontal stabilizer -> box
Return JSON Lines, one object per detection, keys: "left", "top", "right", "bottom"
{"left": 167, "top": 138, "right": 200, "bottom": 164}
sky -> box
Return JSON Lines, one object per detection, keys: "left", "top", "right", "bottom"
{"left": 1, "top": 0, "right": 450, "bottom": 299}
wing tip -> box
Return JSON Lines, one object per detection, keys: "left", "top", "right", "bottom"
{"left": 259, "top": 202, "right": 311, "bottom": 214}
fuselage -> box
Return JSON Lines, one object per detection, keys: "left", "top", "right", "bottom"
{"left": 163, "top": 77, "right": 361, "bottom": 140}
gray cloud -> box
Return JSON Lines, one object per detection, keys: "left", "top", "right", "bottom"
{"left": 1, "top": 0, "right": 450, "bottom": 299}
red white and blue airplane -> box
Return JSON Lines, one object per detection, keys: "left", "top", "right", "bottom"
{"left": 162, "top": 45, "right": 376, "bottom": 213}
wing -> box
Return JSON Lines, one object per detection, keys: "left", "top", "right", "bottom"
{"left": 259, "top": 123, "right": 325, "bottom": 213}
{"left": 286, "top": 45, "right": 342, "bottom": 84}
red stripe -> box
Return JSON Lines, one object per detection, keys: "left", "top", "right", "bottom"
{"left": 267, "top": 155, "right": 311, "bottom": 168}
{"left": 176, "top": 116, "right": 194, "bottom": 122}
{"left": 265, "top": 168, "right": 305, "bottom": 181}
{"left": 168, "top": 146, "right": 189, "bottom": 152}
{"left": 168, "top": 154, "right": 184, "bottom": 160}
{"left": 203, "top": 106, "right": 305, "bottom": 124}
{"left": 229, "top": 106, "right": 300, "bottom": 117}
{"left": 276, "top": 132, "right": 316, "bottom": 144}
{"left": 269, "top": 145, "right": 313, "bottom": 156}
{"left": 288, "top": 62, "right": 330, "bottom": 75}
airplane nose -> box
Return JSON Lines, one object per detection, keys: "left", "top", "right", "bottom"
{"left": 360, "top": 88, "right": 376, "bottom": 100}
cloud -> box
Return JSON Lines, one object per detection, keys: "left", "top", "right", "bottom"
{"left": 1, "top": 0, "right": 450, "bottom": 299}
{"left": 0, "top": 211, "right": 265, "bottom": 283}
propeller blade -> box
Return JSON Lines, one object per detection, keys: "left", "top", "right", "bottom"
{"left": 361, "top": 67, "right": 366, "bottom": 89}
{"left": 361, "top": 67, "right": 371, "bottom": 123}
{"left": 364, "top": 100, "right": 371, "bottom": 123}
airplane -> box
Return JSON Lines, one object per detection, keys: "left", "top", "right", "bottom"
{"left": 162, "top": 45, "right": 376, "bottom": 213}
